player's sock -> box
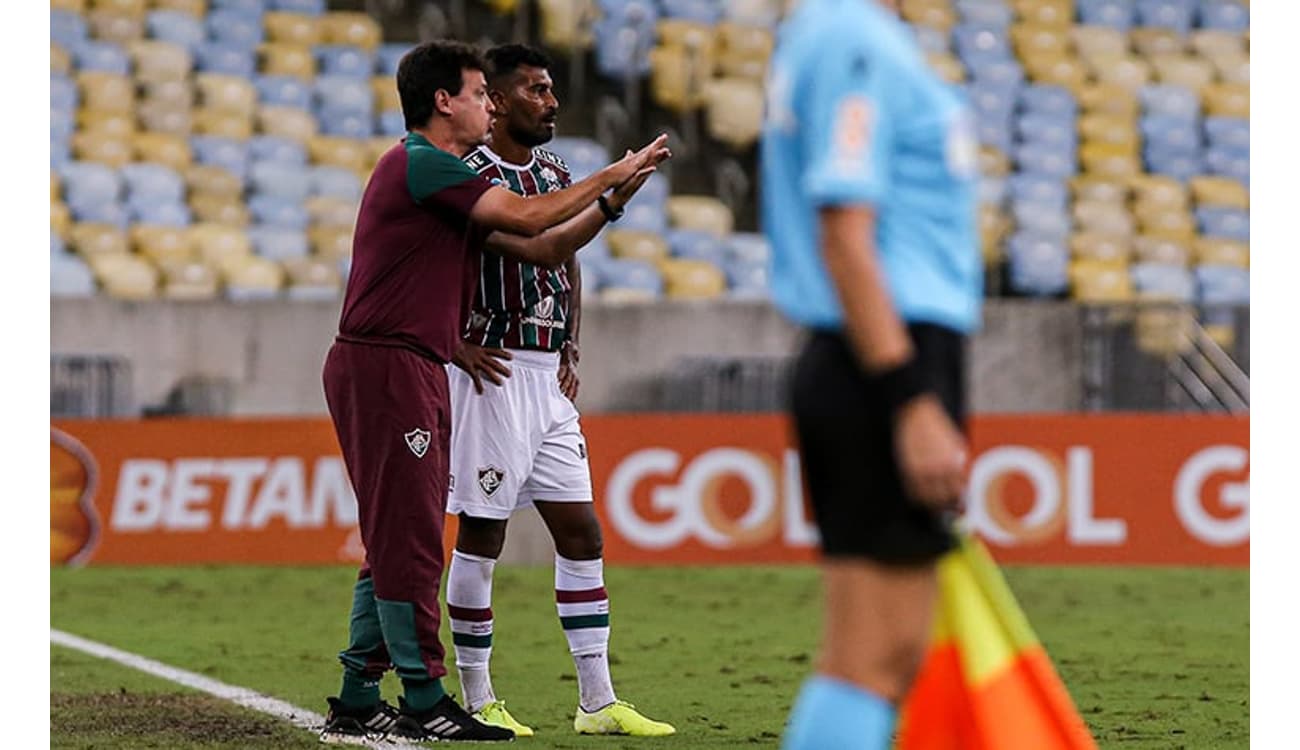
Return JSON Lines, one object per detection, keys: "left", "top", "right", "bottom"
{"left": 339, "top": 670, "right": 382, "bottom": 710}
{"left": 447, "top": 549, "right": 497, "bottom": 712}
{"left": 781, "top": 675, "right": 896, "bottom": 750}
{"left": 554, "top": 554, "right": 615, "bottom": 712}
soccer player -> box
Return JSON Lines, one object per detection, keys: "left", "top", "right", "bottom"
{"left": 761, "top": 1, "right": 981, "bottom": 748}
{"left": 319, "top": 40, "right": 669, "bottom": 744}
{"left": 444, "top": 44, "right": 676, "bottom": 738}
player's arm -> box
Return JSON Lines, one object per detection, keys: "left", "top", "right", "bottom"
{"left": 806, "top": 38, "right": 966, "bottom": 510}
{"left": 558, "top": 255, "right": 582, "bottom": 401}
{"left": 469, "top": 134, "right": 670, "bottom": 237}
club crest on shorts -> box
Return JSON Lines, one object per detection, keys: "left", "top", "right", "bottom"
{"left": 477, "top": 466, "right": 505, "bottom": 497}
{"left": 404, "top": 428, "right": 431, "bottom": 458}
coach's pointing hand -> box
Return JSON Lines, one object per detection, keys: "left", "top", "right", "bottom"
{"left": 603, "top": 134, "right": 672, "bottom": 186}
{"left": 452, "top": 341, "right": 514, "bottom": 394}
{"left": 894, "top": 395, "right": 968, "bottom": 512}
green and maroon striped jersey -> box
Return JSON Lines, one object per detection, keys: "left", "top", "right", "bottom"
{"left": 463, "top": 145, "right": 573, "bottom": 351}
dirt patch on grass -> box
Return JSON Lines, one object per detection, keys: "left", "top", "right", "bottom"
{"left": 51, "top": 691, "right": 310, "bottom": 748}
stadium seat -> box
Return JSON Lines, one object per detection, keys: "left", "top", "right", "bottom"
{"left": 192, "top": 108, "right": 255, "bottom": 139}
{"left": 195, "top": 73, "right": 259, "bottom": 116}
{"left": 1074, "top": 200, "right": 1137, "bottom": 236}
{"left": 284, "top": 257, "right": 343, "bottom": 300}
{"left": 666, "top": 229, "right": 726, "bottom": 265}
{"left": 1205, "top": 145, "right": 1249, "bottom": 183}
{"left": 703, "top": 78, "right": 763, "bottom": 149}
{"left": 1012, "top": 24, "right": 1071, "bottom": 59}
{"left": 1078, "top": 111, "right": 1140, "bottom": 147}
{"left": 659, "top": 258, "right": 726, "bottom": 300}
{"left": 1016, "top": 112, "right": 1078, "bottom": 151}
{"left": 225, "top": 256, "right": 286, "bottom": 301}
{"left": 1008, "top": 232, "right": 1069, "bottom": 296}
{"left": 52, "top": 10, "right": 91, "bottom": 49}
{"left": 130, "top": 199, "right": 192, "bottom": 226}
{"left": 190, "top": 193, "right": 251, "bottom": 226}
{"left": 1137, "top": 0, "right": 1196, "bottom": 35}
{"left": 185, "top": 164, "right": 244, "bottom": 199}
{"left": 77, "top": 109, "right": 136, "bottom": 139}
{"left": 1020, "top": 84, "right": 1077, "bottom": 117}
{"left": 957, "top": 0, "right": 1014, "bottom": 26}
{"left": 1135, "top": 234, "right": 1192, "bottom": 265}
{"left": 1190, "top": 29, "right": 1245, "bottom": 60}
{"left": 248, "top": 225, "right": 310, "bottom": 259}
{"left": 139, "top": 78, "right": 196, "bottom": 108}
{"left": 207, "top": 8, "right": 264, "bottom": 48}
{"left": 195, "top": 41, "right": 258, "bottom": 78}
{"left": 91, "top": 254, "right": 160, "bottom": 301}
{"left": 192, "top": 135, "right": 249, "bottom": 177}
{"left": 309, "top": 224, "right": 354, "bottom": 258}
{"left": 1137, "top": 208, "right": 1198, "bottom": 242}
{"left": 51, "top": 255, "right": 98, "bottom": 298}
{"left": 537, "top": 0, "right": 599, "bottom": 52}
{"left": 70, "top": 223, "right": 131, "bottom": 257}
{"left": 122, "top": 163, "right": 186, "bottom": 203}
{"left": 594, "top": 257, "right": 664, "bottom": 302}
{"left": 1141, "top": 115, "right": 1201, "bottom": 154}
{"left": 1199, "top": 0, "right": 1249, "bottom": 32}
{"left": 77, "top": 71, "right": 135, "bottom": 113}
{"left": 1196, "top": 206, "right": 1249, "bottom": 240}
{"left": 1012, "top": 202, "right": 1071, "bottom": 237}
{"left": 153, "top": 0, "right": 206, "bottom": 13}
{"left": 667, "top": 196, "right": 734, "bottom": 237}
{"left": 265, "top": 11, "right": 321, "bottom": 46}
{"left": 52, "top": 201, "right": 73, "bottom": 239}
{"left": 132, "top": 224, "right": 196, "bottom": 264}
{"left": 191, "top": 222, "right": 254, "bottom": 269}
{"left": 1072, "top": 26, "right": 1129, "bottom": 61}
{"left": 137, "top": 100, "right": 194, "bottom": 136}
{"left": 1211, "top": 53, "right": 1249, "bottom": 86}
{"left": 314, "top": 74, "right": 374, "bottom": 112}
{"left": 1140, "top": 84, "right": 1201, "bottom": 120}
{"left": 980, "top": 207, "right": 1012, "bottom": 264}
{"left": 1071, "top": 232, "right": 1133, "bottom": 264}
{"left": 249, "top": 194, "right": 310, "bottom": 229}
{"left": 61, "top": 160, "right": 122, "bottom": 203}
{"left": 147, "top": 10, "right": 206, "bottom": 50}
{"left": 1195, "top": 237, "right": 1249, "bottom": 267}
{"left": 52, "top": 43, "right": 73, "bottom": 76}
{"left": 316, "top": 45, "right": 375, "bottom": 79}
{"left": 249, "top": 134, "right": 308, "bottom": 164}
{"left": 259, "top": 43, "right": 317, "bottom": 78}
{"left": 901, "top": 0, "right": 957, "bottom": 30}
{"left": 257, "top": 106, "right": 319, "bottom": 142}
{"left": 1070, "top": 262, "right": 1136, "bottom": 302}
{"left": 87, "top": 10, "right": 145, "bottom": 46}
{"left": 978, "top": 146, "right": 1011, "bottom": 177}
{"left": 72, "top": 131, "right": 134, "bottom": 168}
{"left": 317, "top": 12, "right": 382, "bottom": 49}
{"left": 1090, "top": 55, "right": 1153, "bottom": 91}
{"left": 375, "top": 43, "right": 409, "bottom": 75}
{"left": 607, "top": 229, "right": 670, "bottom": 262}
{"left": 971, "top": 59, "right": 1024, "bottom": 90}
{"left": 311, "top": 166, "right": 362, "bottom": 201}
{"left": 158, "top": 260, "right": 220, "bottom": 301}
{"left": 129, "top": 40, "right": 193, "bottom": 81}
{"left": 74, "top": 41, "right": 132, "bottom": 75}
{"left": 1130, "top": 174, "right": 1189, "bottom": 206}
{"left": 1151, "top": 54, "right": 1215, "bottom": 93}
{"left": 305, "top": 195, "right": 356, "bottom": 229}
{"left": 1190, "top": 176, "right": 1249, "bottom": 209}
{"left": 249, "top": 161, "right": 312, "bottom": 200}
{"left": 1015, "top": 142, "right": 1076, "bottom": 179}
{"left": 258, "top": 75, "right": 314, "bottom": 109}
{"left": 647, "top": 44, "right": 711, "bottom": 113}
{"left": 927, "top": 52, "right": 967, "bottom": 84}
{"left": 307, "top": 136, "right": 369, "bottom": 172}
{"left": 1202, "top": 83, "right": 1249, "bottom": 118}
{"left": 271, "top": 0, "right": 326, "bottom": 13}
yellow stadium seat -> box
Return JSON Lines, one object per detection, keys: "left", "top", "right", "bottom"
{"left": 1203, "top": 83, "right": 1249, "bottom": 117}
{"left": 133, "top": 132, "right": 193, "bottom": 169}
{"left": 310, "top": 225, "right": 355, "bottom": 259}
{"left": 1071, "top": 175, "right": 1130, "bottom": 204}
{"left": 978, "top": 146, "right": 1011, "bottom": 177}
{"left": 284, "top": 257, "right": 342, "bottom": 294}
{"left": 372, "top": 76, "right": 400, "bottom": 112}
{"left": 87, "top": 11, "right": 146, "bottom": 45}
{"left": 667, "top": 195, "right": 734, "bottom": 237}
{"left": 1077, "top": 84, "right": 1139, "bottom": 118}
{"left": 717, "top": 51, "right": 768, "bottom": 81}
{"left": 1195, "top": 237, "right": 1249, "bottom": 267}
{"left": 1190, "top": 29, "right": 1246, "bottom": 61}
{"left": 258, "top": 106, "right": 319, "bottom": 142}
{"left": 1072, "top": 26, "right": 1129, "bottom": 61}
{"left": 1083, "top": 153, "right": 1141, "bottom": 179}
{"left": 1012, "top": 24, "right": 1071, "bottom": 57}
{"left": 264, "top": 11, "right": 321, "bottom": 46}
{"left": 152, "top": 0, "right": 206, "bottom": 15}
{"left": 657, "top": 19, "right": 718, "bottom": 55}
{"left": 659, "top": 258, "right": 726, "bottom": 300}
{"left": 537, "top": 0, "right": 597, "bottom": 52}
{"left": 1089, "top": 55, "right": 1152, "bottom": 91}
{"left": 196, "top": 73, "right": 258, "bottom": 116}
{"left": 192, "top": 108, "right": 254, "bottom": 139}
{"left": 138, "top": 100, "right": 194, "bottom": 136}
{"left": 1071, "top": 232, "right": 1132, "bottom": 264}
{"left": 77, "top": 72, "right": 135, "bottom": 113}
{"left": 190, "top": 223, "right": 252, "bottom": 269}
{"left": 368, "top": 136, "right": 397, "bottom": 165}
{"left": 140, "top": 79, "right": 196, "bottom": 108}
{"left": 77, "top": 109, "right": 137, "bottom": 138}
{"left": 1129, "top": 174, "right": 1189, "bottom": 208}
{"left": 1130, "top": 27, "right": 1185, "bottom": 57}
{"left": 1070, "top": 262, "right": 1135, "bottom": 303}
{"left": 132, "top": 224, "right": 196, "bottom": 264}
{"left": 190, "top": 194, "right": 250, "bottom": 227}
{"left": 1212, "top": 54, "right": 1249, "bottom": 85}
{"left": 1135, "top": 235, "right": 1191, "bottom": 266}
{"left": 1135, "top": 304, "right": 1195, "bottom": 356}
{"left": 259, "top": 43, "right": 317, "bottom": 79}
{"left": 224, "top": 256, "right": 285, "bottom": 294}
{"left": 1013, "top": 0, "right": 1073, "bottom": 27}
{"left": 72, "top": 132, "right": 133, "bottom": 167}
{"left": 927, "top": 52, "right": 966, "bottom": 84}
{"left": 648, "top": 45, "right": 711, "bottom": 113}
{"left": 160, "top": 260, "right": 220, "bottom": 301}
{"left": 129, "top": 40, "right": 192, "bottom": 82}
{"left": 306, "top": 197, "right": 358, "bottom": 229}
{"left": 51, "top": 170, "right": 62, "bottom": 202}
{"left": 308, "top": 136, "right": 371, "bottom": 172}
{"left": 52, "top": 43, "right": 72, "bottom": 75}
{"left": 1077, "top": 112, "right": 1139, "bottom": 148}
{"left": 1203, "top": 322, "right": 1235, "bottom": 350}
{"left": 1190, "top": 176, "right": 1249, "bottom": 209}
{"left": 704, "top": 78, "right": 764, "bottom": 150}
{"left": 93, "top": 254, "right": 160, "bottom": 301}
{"left": 1074, "top": 200, "right": 1136, "bottom": 236}
{"left": 901, "top": 0, "right": 956, "bottom": 30}
{"left": 70, "top": 223, "right": 130, "bottom": 258}
{"left": 1151, "top": 54, "right": 1214, "bottom": 92}
{"left": 1137, "top": 209, "right": 1197, "bottom": 242}
{"left": 980, "top": 207, "right": 1011, "bottom": 264}
{"left": 607, "top": 229, "right": 670, "bottom": 262}
{"left": 1081, "top": 139, "right": 1138, "bottom": 161}
{"left": 90, "top": 0, "right": 146, "bottom": 13}
{"left": 1025, "top": 54, "right": 1089, "bottom": 91}
{"left": 52, "top": 202, "right": 72, "bottom": 240}
{"left": 717, "top": 22, "right": 774, "bottom": 59}
{"left": 318, "top": 11, "right": 382, "bottom": 50}
{"left": 52, "top": 0, "right": 87, "bottom": 10}
{"left": 185, "top": 164, "right": 243, "bottom": 199}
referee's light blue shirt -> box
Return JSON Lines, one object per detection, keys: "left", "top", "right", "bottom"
{"left": 760, "top": 0, "right": 983, "bottom": 334}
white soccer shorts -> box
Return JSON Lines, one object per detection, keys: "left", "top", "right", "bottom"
{"left": 447, "top": 349, "right": 593, "bottom": 520}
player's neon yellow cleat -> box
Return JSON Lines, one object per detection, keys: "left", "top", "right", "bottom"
{"left": 573, "top": 700, "right": 676, "bottom": 736}
{"left": 473, "top": 700, "right": 535, "bottom": 738}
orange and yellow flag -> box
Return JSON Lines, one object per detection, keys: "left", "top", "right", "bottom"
{"left": 897, "top": 534, "right": 1098, "bottom": 750}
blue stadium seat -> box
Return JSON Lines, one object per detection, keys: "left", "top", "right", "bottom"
{"left": 248, "top": 161, "right": 313, "bottom": 201}
{"left": 724, "top": 258, "right": 769, "bottom": 300}
{"left": 957, "top": 0, "right": 1015, "bottom": 26}
{"left": 1008, "top": 174, "right": 1070, "bottom": 211}
{"left": 1204, "top": 116, "right": 1249, "bottom": 153}
{"left": 249, "top": 194, "right": 310, "bottom": 229}
{"left": 249, "top": 135, "right": 308, "bottom": 165}
{"left": 62, "top": 161, "right": 123, "bottom": 205}
{"left": 131, "top": 201, "right": 193, "bottom": 227}
{"left": 1195, "top": 264, "right": 1248, "bottom": 305}
{"left": 1196, "top": 206, "right": 1249, "bottom": 241}
{"left": 70, "top": 200, "right": 130, "bottom": 229}
{"left": 378, "top": 110, "right": 406, "bottom": 137}
{"left": 1019, "top": 85, "right": 1077, "bottom": 118}
{"left": 1141, "top": 116, "right": 1202, "bottom": 153}
{"left": 207, "top": 9, "right": 266, "bottom": 48}
{"left": 549, "top": 137, "right": 609, "bottom": 180}
{"left": 52, "top": 137, "right": 72, "bottom": 170}
{"left": 660, "top": 0, "right": 722, "bottom": 23}
{"left": 195, "top": 42, "right": 258, "bottom": 78}
{"left": 1140, "top": 85, "right": 1201, "bottom": 120}
{"left": 257, "top": 75, "right": 314, "bottom": 109}
{"left": 52, "top": 75, "right": 78, "bottom": 112}
{"left": 954, "top": 24, "right": 1013, "bottom": 67}
{"left": 315, "top": 45, "right": 376, "bottom": 79}
{"left": 314, "top": 75, "right": 374, "bottom": 113}
{"left": 376, "top": 43, "right": 410, "bottom": 76}
{"left": 977, "top": 114, "right": 1015, "bottom": 153}
{"left": 1079, "top": 0, "right": 1137, "bottom": 29}
{"left": 318, "top": 108, "right": 375, "bottom": 139}
{"left": 52, "top": 233, "right": 67, "bottom": 257}
{"left": 968, "top": 83, "right": 1019, "bottom": 122}
{"left": 1011, "top": 201, "right": 1072, "bottom": 238}
{"left": 249, "top": 226, "right": 310, "bottom": 260}
{"left": 148, "top": 11, "right": 207, "bottom": 51}
{"left": 621, "top": 201, "right": 669, "bottom": 233}
{"left": 1016, "top": 112, "right": 1078, "bottom": 151}
{"left": 980, "top": 176, "right": 1008, "bottom": 206}
{"left": 51, "top": 10, "right": 89, "bottom": 49}
{"left": 269, "top": 0, "right": 326, "bottom": 13}
{"left": 1014, "top": 142, "right": 1077, "bottom": 178}
{"left": 1199, "top": 0, "right": 1249, "bottom": 32}
{"left": 581, "top": 229, "right": 612, "bottom": 262}
{"left": 913, "top": 26, "right": 951, "bottom": 56}
{"left": 51, "top": 256, "right": 98, "bottom": 298}
{"left": 1132, "top": 262, "right": 1196, "bottom": 300}
{"left": 1008, "top": 232, "right": 1069, "bottom": 296}
{"left": 667, "top": 229, "right": 726, "bottom": 265}
{"left": 592, "top": 257, "right": 664, "bottom": 297}
{"left": 212, "top": 0, "right": 268, "bottom": 11}
{"left": 1205, "top": 145, "right": 1249, "bottom": 183}
{"left": 192, "top": 136, "right": 251, "bottom": 178}
{"left": 51, "top": 109, "right": 76, "bottom": 141}
{"left": 312, "top": 166, "right": 362, "bottom": 201}
{"left": 597, "top": 0, "right": 660, "bottom": 30}
{"left": 121, "top": 163, "right": 186, "bottom": 203}
{"left": 1145, "top": 149, "right": 1204, "bottom": 181}
{"left": 74, "top": 42, "right": 131, "bottom": 75}
{"left": 972, "top": 59, "right": 1025, "bottom": 90}
{"left": 594, "top": 21, "right": 654, "bottom": 79}
{"left": 725, "top": 232, "right": 770, "bottom": 265}
{"left": 1137, "top": 0, "right": 1196, "bottom": 35}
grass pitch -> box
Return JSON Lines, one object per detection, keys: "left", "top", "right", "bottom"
{"left": 51, "top": 564, "right": 1247, "bottom": 749}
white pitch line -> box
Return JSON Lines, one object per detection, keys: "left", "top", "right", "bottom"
{"left": 51, "top": 628, "right": 408, "bottom": 749}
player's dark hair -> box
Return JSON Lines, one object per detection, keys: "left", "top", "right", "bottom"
{"left": 397, "top": 40, "right": 486, "bottom": 130}
{"left": 485, "top": 44, "right": 553, "bottom": 87}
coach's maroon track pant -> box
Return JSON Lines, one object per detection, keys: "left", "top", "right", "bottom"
{"left": 323, "top": 338, "right": 451, "bottom": 693}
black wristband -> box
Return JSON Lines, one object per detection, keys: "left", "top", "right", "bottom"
{"left": 867, "top": 358, "right": 931, "bottom": 415}
{"left": 597, "top": 195, "right": 623, "bottom": 222}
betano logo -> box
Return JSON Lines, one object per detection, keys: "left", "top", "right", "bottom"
{"left": 110, "top": 457, "right": 359, "bottom": 532}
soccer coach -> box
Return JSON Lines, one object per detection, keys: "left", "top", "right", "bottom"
{"left": 319, "top": 40, "right": 668, "bottom": 744}
{"left": 760, "top": 1, "right": 982, "bottom": 748}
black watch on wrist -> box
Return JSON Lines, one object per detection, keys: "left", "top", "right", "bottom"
{"left": 597, "top": 195, "right": 624, "bottom": 222}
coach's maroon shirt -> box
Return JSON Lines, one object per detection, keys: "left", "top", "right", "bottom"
{"left": 337, "top": 132, "right": 496, "bottom": 363}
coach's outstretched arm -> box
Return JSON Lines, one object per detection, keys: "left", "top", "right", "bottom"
{"left": 483, "top": 166, "right": 657, "bottom": 268}
{"left": 470, "top": 135, "right": 670, "bottom": 237}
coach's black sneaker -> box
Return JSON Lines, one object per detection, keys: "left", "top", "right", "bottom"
{"left": 319, "top": 697, "right": 400, "bottom": 745}
{"left": 391, "top": 694, "right": 516, "bottom": 742}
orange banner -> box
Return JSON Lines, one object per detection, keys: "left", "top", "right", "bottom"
{"left": 51, "top": 414, "right": 1248, "bottom": 567}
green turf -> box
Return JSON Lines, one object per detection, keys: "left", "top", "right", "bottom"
{"left": 50, "top": 564, "right": 1247, "bottom": 749}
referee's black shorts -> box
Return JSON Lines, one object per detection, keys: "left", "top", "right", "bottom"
{"left": 789, "top": 323, "right": 966, "bottom": 566}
